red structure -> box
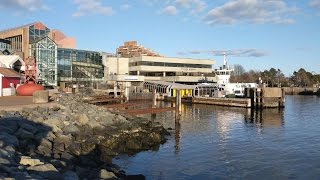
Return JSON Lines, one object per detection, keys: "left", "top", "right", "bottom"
{"left": 0, "top": 67, "right": 22, "bottom": 96}
{"left": 16, "top": 56, "right": 44, "bottom": 96}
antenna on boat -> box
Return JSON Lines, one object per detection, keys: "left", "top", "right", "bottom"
{"left": 223, "top": 53, "right": 227, "bottom": 68}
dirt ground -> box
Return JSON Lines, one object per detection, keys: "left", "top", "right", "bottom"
{"left": 0, "top": 96, "right": 58, "bottom": 111}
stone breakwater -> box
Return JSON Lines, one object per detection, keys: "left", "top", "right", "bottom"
{"left": 0, "top": 93, "right": 169, "bottom": 179}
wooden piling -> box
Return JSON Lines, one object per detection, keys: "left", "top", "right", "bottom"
{"left": 152, "top": 89, "right": 157, "bottom": 108}
{"left": 175, "top": 90, "right": 181, "bottom": 121}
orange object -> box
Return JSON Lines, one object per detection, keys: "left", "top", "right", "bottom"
{"left": 16, "top": 81, "right": 44, "bottom": 96}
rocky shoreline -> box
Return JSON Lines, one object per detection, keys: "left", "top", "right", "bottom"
{"left": 0, "top": 92, "right": 169, "bottom": 179}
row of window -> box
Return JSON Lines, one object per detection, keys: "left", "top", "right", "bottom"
{"left": 58, "top": 49, "right": 102, "bottom": 64}
{"left": 129, "top": 61, "right": 212, "bottom": 69}
{"left": 29, "top": 25, "right": 50, "bottom": 42}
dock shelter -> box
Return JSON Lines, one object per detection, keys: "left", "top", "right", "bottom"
{"left": 143, "top": 81, "right": 218, "bottom": 97}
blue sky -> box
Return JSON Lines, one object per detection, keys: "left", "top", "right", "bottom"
{"left": 0, "top": 0, "right": 319, "bottom": 76}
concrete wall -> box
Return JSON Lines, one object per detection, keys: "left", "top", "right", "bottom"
{"left": 262, "top": 87, "right": 282, "bottom": 97}
{"left": 193, "top": 97, "right": 251, "bottom": 108}
{"left": 103, "top": 57, "right": 129, "bottom": 76}
{"left": 0, "top": 27, "right": 29, "bottom": 59}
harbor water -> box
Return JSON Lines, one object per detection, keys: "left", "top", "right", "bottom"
{"left": 113, "top": 96, "right": 320, "bottom": 179}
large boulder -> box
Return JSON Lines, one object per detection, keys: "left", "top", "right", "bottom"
{"left": 76, "top": 114, "right": 89, "bottom": 125}
{"left": 27, "top": 163, "right": 62, "bottom": 180}
{"left": 33, "top": 90, "right": 49, "bottom": 104}
{"left": 20, "top": 156, "right": 44, "bottom": 166}
{"left": 63, "top": 124, "right": 80, "bottom": 134}
{"left": 99, "top": 169, "right": 117, "bottom": 179}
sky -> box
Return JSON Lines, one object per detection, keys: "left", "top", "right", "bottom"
{"left": 0, "top": 0, "right": 319, "bottom": 76}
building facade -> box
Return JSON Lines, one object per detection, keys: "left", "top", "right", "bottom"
{"left": 103, "top": 55, "right": 215, "bottom": 84}
{"left": 30, "top": 36, "right": 58, "bottom": 86}
{"left": 58, "top": 48, "right": 104, "bottom": 86}
{"left": 0, "top": 22, "right": 103, "bottom": 86}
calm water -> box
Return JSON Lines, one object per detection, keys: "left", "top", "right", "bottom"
{"left": 113, "top": 96, "right": 320, "bottom": 179}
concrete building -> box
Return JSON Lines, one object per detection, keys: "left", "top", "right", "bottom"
{"left": 117, "top": 41, "right": 160, "bottom": 58}
{"left": 103, "top": 55, "right": 215, "bottom": 84}
{"left": 0, "top": 22, "right": 103, "bottom": 86}
{"left": 50, "top": 30, "right": 76, "bottom": 49}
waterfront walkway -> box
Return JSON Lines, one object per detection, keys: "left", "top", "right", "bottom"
{"left": 0, "top": 96, "right": 57, "bottom": 111}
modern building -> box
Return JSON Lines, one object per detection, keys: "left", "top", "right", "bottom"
{"left": 103, "top": 41, "right": 215, "bottom": 85}
{"left": 0, "top": 39, "right": 12, "bottom": 55}
{"left": 117, "top": 41, "right": 160, "bottom": 58}
{"left": 30, "top": 36, "right": 58, "bottom": 85}
{"left": 0, "top": 22, "right": 103, "bottom": 86}
{"left": 58, "top": 48, "right": 104, "bottom": 86}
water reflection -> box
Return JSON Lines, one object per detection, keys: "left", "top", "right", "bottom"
{"left": 245, "top": 108, "right": 285, "bottom": 128}
{"left": 114, "top": 96, "right": 320, "bottom": 179}
{"left": 174, "top": 119, "right": 181, "bottom": 154}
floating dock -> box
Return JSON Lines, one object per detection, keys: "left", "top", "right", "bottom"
{"left": 192, "top": 87, "right": 285, "bottom": 109}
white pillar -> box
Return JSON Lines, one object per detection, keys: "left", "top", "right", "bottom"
{"left": 114, "top": 81, "right": 118, "bottom": 97}
{"left": 125, "top": 82, "right": 129, "bottom": 102}
{"left": 163, "top": 72, "right": 166, "bottom": 77}
{"left": 137, "top": 70, "right": 140, "bottom": 76}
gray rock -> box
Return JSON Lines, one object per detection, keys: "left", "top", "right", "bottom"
{"left": 38, "top": 138, "right": 52, "bottom": 149}
{"left": 76, "top": 114, "right": 89, "bottom": 125}
{"left": 34, "top": 116, "right": 45, "bottom": 123}
{"left": 60, "top": 152, "right": 74, "bottom": 160}
{"left": 50, "top": 159, "right": 67, "bottom": 169}
{"left": 0, "top": 125, "right": 16, "bottom": 134}
{"left": 11, "top": 171, "right": 33, "bottom": 180}
{"left": 99, "top": 169, "right": 117, "bottom": 179}
{"left": 87, "top": 120, "right": 104, "bottom": 129}
{"left": 27, "top": 163, "right": 62, "bottom": 180}
{"left": 45, "top": 118, "right": 65, "bottom": 129}
{"left": 55, "top": 134, "right": 72, "bottom": 146}
{"left": 20, "top": 123, "right": 38, "bottom": 134}
{"left": 68, "top": 142, "right": 81, "bottom": 156}
{"left": 43, "top": 131, "right": 56, "bottom": 142}
{"left": 113, "top": 115, "right": 128, "bottom": 124}
{"left": 15, "top": 128, "right": 34, "bottom": 139}
{"left": 20, "top": 156, "right": 44, "bottom": 166}
{"left": 63, "top": 124, "right": 80, "bottom": 134}
{"left": 0, "top": 132, "right": 19, "bottom": 147}
{"left": 36, "top": 145, "right": 52, "bottom": 156}
{"left": 63, "top": 170, "right": 79, "bottom": 180}
{"left": 0, "top": 117, "right": 19, "bottom": 132}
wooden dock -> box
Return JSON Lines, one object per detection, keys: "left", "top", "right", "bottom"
{"left": 121, "top": 107, "right": 176, "bottom": 115}
{"left": 87, "top": 97, "right": 126, "bottom": 104}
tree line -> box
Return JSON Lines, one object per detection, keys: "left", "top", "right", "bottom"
{"left": 229, "top": 64, "right": 320, "bottom": 88}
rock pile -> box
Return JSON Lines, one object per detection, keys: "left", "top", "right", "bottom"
{"left": 0, "top": 93, "right": 169, "bottom": 179}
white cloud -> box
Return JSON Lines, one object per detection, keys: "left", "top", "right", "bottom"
{"left": 175, "top": 0, "right": 207, "bottom": 14}
{"left": 0, "top": 0, "right": 48, "bottom": 11}
{"left": 162, "top": 5, "right": 178, "bottom": 15}
{"left": 204, "top": 0, "right": 298, "bottom": 25}
{"left": 120, "top": 4, "right": 131, "bottom": 11}
{"left": 310, "top": 0, "right": 320, "bottom": 8}
{"left": 178, "top": 48, "right": 268, "bottom": 57}
{"left": 72, "top": 0, "right": 114, "bottom": 17}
